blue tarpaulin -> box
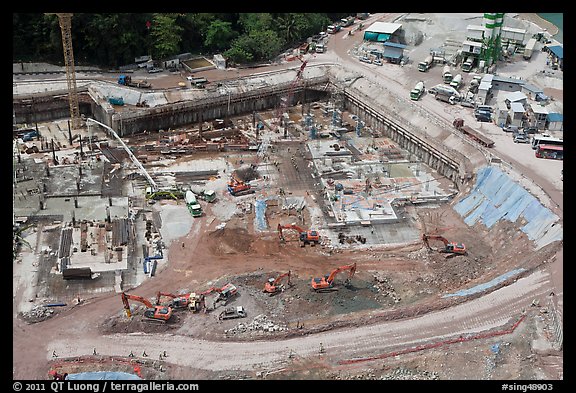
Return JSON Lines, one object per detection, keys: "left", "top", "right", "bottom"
{"left": 453, "top": 166, "right": 562, "bottom": 249}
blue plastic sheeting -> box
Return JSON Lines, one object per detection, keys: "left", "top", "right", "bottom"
{"left": 443, "top": 268, "right": 526, "bottom": 298}
{"left": 454, "top": 166, "right": 562, "bottom": 249}
{"left": 66, "top": 371, "right": 141, "bottom": 380}
{"left": 254, "top": 199, "right": 268, "bottom": 231}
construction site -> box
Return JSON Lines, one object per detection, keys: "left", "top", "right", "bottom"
{"left": 13, "top": 13, "right": 563, "bottom": 382}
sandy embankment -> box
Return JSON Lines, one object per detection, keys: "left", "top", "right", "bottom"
{"left": 516, "top": 13, "right": 560, "bottom": 36}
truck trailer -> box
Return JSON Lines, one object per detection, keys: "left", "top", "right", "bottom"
{"left": 523, "top": 38, "right": 537, "bottom": 60}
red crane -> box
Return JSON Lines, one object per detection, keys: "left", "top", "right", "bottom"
{"left": 120, "top": 292, "right": 172, "bottom": 322}
{"left": 311, "top": 263, "right": 356, "bottom": 292}
{"left": 276, "top": 56, "right": 308, "bottom": 133}
{"left": 263, "top": 271, "right": 292, "bottom": 295}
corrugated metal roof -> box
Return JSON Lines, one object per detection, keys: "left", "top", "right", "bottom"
{"left": 383, "top": 42, "right": 406, "bottom": 49}
{"left": 522, "top": 83, "right": 543, "bottom": 94}
{"left": 365, "top": 21, "right": 402, "bottom": 34}
{"left": 510, "top": 102, "right": 525, "bottom": 112}
{"left": 505, "top": 91, "right": 527, "bottom": 102}
{"left": 383, "top": 47, "right": 403, "bottom": 59}
{"left": 548, "top": 45, "right": 563, "bottom": 59}
{"left": 547, "top": 113, "right": 563, "bottom": 122}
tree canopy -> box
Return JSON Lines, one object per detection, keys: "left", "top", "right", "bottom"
{"left": 13, "top": 13, "right": 347, "bottom": 67}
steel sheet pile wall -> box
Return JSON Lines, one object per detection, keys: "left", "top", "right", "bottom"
{"left": 454, "top": 166, "right": 562, "bottom": 249}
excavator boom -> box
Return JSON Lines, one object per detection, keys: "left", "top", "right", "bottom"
{"left": 422, "top": 234, "right": 466, "bottom": 255}
{"left": 311, "top": 263, "right": 356, "bottom": 291}
{"left": 121, "top": 292, "right": 172, "bottom": 322}
{"left": 263, "top": 271, "right": 291, "bottom": 294}
{"left": 277, "top": 223, "right": 320, "bottom": 246}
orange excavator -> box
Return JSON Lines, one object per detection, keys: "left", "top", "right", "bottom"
{"left": 263, "top": 271, "right": 292, "bottom": 295}
{"left": 227, "top": 175, "right": 255, "bottom": 196}
{"left": 155, "top": 291, "right": 205, "bottom": 312}
{"left": 277, "top": 223, "right": 320, "bottom": 247}
{"left": 311, "top": 263, "right": 356, "bottom": 292}
{"left": 422, "top": 234, "right": 467, "bottom": 256}
{"left": 121, "top": 292, "right": 173, "bottom": 322}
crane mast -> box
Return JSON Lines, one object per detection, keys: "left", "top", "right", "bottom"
{"left": 54, "top": 13, "right": 81, "bottom": 129}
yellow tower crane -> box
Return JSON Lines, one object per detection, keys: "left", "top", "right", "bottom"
{"left": 47, "top": 13, "right": 81, "bottom": 129}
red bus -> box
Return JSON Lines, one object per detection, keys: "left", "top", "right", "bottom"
{"left": 535, "top": 144, "right": 563, "bottom": 160}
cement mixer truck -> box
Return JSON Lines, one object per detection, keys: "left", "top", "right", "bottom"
{"left": 410, "top": 81, "right": 425, "bottom": 101}
{"left": 418, "top": 55, "right": 433, "bottom": 72}
{"left": 442, "top": 65, "right": 453, "bottom": 84}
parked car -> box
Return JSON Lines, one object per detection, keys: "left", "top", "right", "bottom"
{"left": 514, "top": 133, "right": 529, "bottom": 143}
{"left": 502, "top": 124, "right": 519, "bottom": 133}
{"left": 148, "top": 67, "right": 162, "bottom": 74}
{"left": 524, "top": 126, "right": 538, "bottom": 134}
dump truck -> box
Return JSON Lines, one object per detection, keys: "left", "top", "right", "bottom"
{"left": 198, "top": 189, "right": 216, "bottom": 203}
{"left": 418, "top": 55, "right": 433, "bottom": 72}
{"left": 410, "top": 81, "right": 425, "bottom": 101}
{"left": 442, "top": 65, "right": 453, "bottom": 84}
{"left": 218, "top": 306, "right": 246, "bottom": 320}
{"left": 118, "top": 75, "right": 151, "bottom": 88}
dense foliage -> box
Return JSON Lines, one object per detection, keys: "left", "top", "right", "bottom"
{"left": 13, "top": 13, "right": 351, "bottom": 67}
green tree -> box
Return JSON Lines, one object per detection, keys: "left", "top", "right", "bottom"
{"left": 225, "top": 29, "right": 282, "bottom": 64}
{"left": 276, "top": 13, "right": 300, "bottom": 46}
{"left": 238, "top": 13, "right": 274, "bottom": 33}
{"left": 150, "top": 13, "right": 184, "bottom": 59}
{"left": 204, "top": 20, "right": 238, "bottom": 52}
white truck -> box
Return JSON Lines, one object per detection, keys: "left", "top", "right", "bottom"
{"left": 418, "top": 55, "right": 433, "bottom": 72}
{"left": 410, "top": 81, "right": 425, "bottom": 100}
{"left": 442, "top": 65, "right": 453, "bottom": 84}
{"left": 218, "top": 306, "right": 247, "bottom": 320}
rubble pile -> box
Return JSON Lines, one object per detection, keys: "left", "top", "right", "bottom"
{"left": 224, "top": 314, "right": 287, "bottom": 336}
{"left": 21, "top": 305, "right": 55, "bottom": 322}
{"left": 372, "top": 273, "right": 401, "bottom": 303}
{"left": 380, "top": 367, "right": 440, "bottom": 380}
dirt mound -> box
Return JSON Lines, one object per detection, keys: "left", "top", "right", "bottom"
{"left": 207, "top": 227, "right": 254, "bottom": 255}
